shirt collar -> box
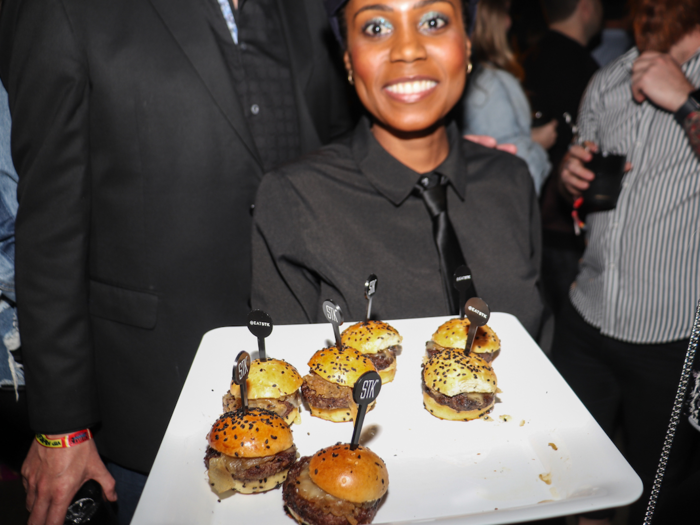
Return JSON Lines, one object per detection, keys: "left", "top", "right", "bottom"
{"left": 351, "top": 116, "right": 466, "bottom": 206}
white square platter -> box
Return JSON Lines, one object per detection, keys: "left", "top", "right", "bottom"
{"left": 132, "top": 313, "right": 642, "bottom": 524}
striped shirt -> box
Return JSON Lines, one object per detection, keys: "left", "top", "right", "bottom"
{"left": 571, "top": 46, "right": 700, "bottom": 344}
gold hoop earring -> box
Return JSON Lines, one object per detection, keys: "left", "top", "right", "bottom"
{"left": 467, "top": 62, "right": 473, "bottom": 74}
{"left": 347, "top": 70, "right": 354, "bottom": 86}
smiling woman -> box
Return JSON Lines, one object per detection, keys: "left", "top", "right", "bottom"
{"left": 251, "top": 0, "right": 545, "bottom": 340}
{"left": 343, "top": 0, "right": 469, "bottom": 161}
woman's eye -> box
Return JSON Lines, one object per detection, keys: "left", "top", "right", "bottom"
{"left": 418, "top": 12, "right": 448, "bottom": 32}
{"left": 362, "top": 17, "right": 394, "bottom": 36}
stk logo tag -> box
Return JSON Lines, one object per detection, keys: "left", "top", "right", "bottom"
{"left": 325, "top": 304, "right": 338, "bottom": 322}
{"left": 238, "top": 359, "right": 248, "bottom": 379}
{"left": 367, "top": 279, "right": 377, "bottom": 296}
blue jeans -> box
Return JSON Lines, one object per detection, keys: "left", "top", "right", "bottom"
{"left": 106, "top": 462, "right": 148, "bottom": 525}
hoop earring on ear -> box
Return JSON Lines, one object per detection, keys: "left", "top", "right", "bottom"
{"left": 347, "top": 70, "right": 355, "bottom": 86}
{"left": 467, "top": 62, "right": 473, "bottom": 74}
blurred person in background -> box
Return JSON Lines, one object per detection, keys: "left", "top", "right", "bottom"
{"left": 462, "top": 0, "right": 557, "bottom": 195}
{"left": 555, "top": 0, "right": 700, "bottom": 522}
{"left": 0, "top": 73, "right": 31, "bottom": 483}
{"left": 590, "top": 0, "right": 633, "bottom": 67}
{"left": 522, "top": 0, "right": 602, "bottom": 331}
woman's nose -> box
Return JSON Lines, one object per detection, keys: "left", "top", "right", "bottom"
{"left": 389, "top": 27, "right": 427, "bottom": 63}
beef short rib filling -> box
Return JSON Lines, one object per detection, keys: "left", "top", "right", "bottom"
{"left": 422, "top": 383, "right": 494, "bottom": 412}
{"left": 283, "top": 456, "right": 381, "bottom": 525}
{"left": 222, "top": 391, "right": 301, "bottom": 420}
{"left": 366, "top": 347, "right": 396, "bottom": 371}
{"left": 301, "top": 373, "right": 352, "bottom": 410}
{"left": 204, "top": 444, "right": 297, "bottom": 481}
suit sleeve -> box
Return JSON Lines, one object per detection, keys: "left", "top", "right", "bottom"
{"left": 5, "top": 0, "right": 99, "bottom": 433}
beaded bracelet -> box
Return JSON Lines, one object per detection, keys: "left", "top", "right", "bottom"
{"left": 36, "top": 429, "right": 93, "bottom": 448}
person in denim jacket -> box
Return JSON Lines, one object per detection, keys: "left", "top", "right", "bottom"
{"left": 461, "top": 0, "right": 556, "bottom": 195}
{"left": 0, "top": 79, "right": 21, "bottom": 397}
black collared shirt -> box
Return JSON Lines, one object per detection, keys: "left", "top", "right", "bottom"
{"left": 252, "top": 118, "right": 544, "bottom": 337}
{"left": 205, "top": 0, "right": 301, "bottom": 171}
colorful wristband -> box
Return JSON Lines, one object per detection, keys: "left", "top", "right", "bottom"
{"left": 36, "top": 429, "right": 93, "bottom": 448}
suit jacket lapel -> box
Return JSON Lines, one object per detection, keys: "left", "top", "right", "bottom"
{"left": 148, "top": 0, "right": 262, "bottom": 167}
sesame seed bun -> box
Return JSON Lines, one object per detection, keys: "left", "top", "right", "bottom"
{"left": 423, "top": 349, "right": 497, "bottom": 397}
{"left": 207, "top": 408, "right": 294, "bottom": 458}
{"left": 340, "top": 321, "right": 403, "bottom": 355}
{"left": 308, "top": 444, "right": 389, "bottom": 503}
{"left": 229, "top": 358, "right": 303, "bottom": 399}
{"left": 307, "top": 346, "right": 377, "bottom": 387}
{"left": 430, "top": 318, "right": 500, "bottom": 358}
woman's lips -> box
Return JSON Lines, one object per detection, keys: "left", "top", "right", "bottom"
{"left": 383, "top": 79, "right": 438, "bottom": 102}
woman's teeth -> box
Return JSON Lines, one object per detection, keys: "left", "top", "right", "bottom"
{"left": 385, "top": 80, "right": 437, "bottom": 95}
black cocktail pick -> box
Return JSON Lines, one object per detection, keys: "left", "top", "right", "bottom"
{"left": 232, "top": 350, "right": 252, "bottom": 412}
{"left": 350, "top": 370, "right": 382, "bottom": 450}
{"left": 322, "top": 299, "right": 344, "bottom": 348}
{"left": 464, "top": 297, "right": 490, "bottom": 356}
{"left": 364, "top": 274, "right": 378, "bottom": 322}
{"left": 247, "top": 309, "right": 273, "bottom": 361}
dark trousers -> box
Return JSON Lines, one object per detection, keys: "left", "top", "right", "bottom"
{"left": 106, "top": 462, "right": 148, "bottom": 525}
{"left": 552, "top": 298, "right": 699, "bottom": 524}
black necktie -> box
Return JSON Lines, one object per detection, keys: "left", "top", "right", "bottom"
{"left": 414, "top": 174, "right": 477, "bottom": 314}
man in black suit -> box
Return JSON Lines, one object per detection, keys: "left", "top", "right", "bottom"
{"left": 0, "top": 0, "right": 354, "bottom": 523}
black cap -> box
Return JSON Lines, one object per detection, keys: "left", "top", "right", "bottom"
{"left": 325, "top": 0, "right": 479, "bottom": 47}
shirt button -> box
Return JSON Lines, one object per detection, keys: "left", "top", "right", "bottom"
{"left": 249, "top": 204, "right": 255, "bottom": 216}
{"left": 251, "top": 104, "right": 260, "bottom": 115}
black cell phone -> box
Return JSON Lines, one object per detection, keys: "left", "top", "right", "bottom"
{"left": 64, "top": 479, "right": 118, "bottom": 525}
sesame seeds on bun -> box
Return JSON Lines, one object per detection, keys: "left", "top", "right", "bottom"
{"left": 229, "top": 358, "right": 303, "bottom": 399}
{"left": 340, "top": 321, "right": 403, "bottom": 355}
{"left": 423, "top": 349, "right": 497, "bottom": 397}
{"left": 307, "top": 346, "right": 377, "bottom": 387}
{"left": 421, "top": 349, "right": 498, "bottom": 421}
{"left": 430, "top": 318, "right": 500, "bottom": 360}
{"left": 207, "top": 407, "right": 294, "bottom": 458}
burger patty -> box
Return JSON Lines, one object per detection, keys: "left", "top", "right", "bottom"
{"left": 422, "top": 383, "right": 495, "bottom": 412}
{"left": 366, "top": 347, "right": 396, "bottom": 371}
{"left": 222, "top": 392, "right": 300, "bottom": 420}
{"left": 301, "top": 373, "right": 352, "bottom": 410}
{"left": 425, "top": 341, "right": 497, "bottom": 363}
{"left": 204, "top": 444, "right": 297, "bottom": 481}
{"left": 283, "top": 456, "right": 381, "bottom": 525}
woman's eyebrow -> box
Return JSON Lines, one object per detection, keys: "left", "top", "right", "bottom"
{"left": 413, "top": 0, "right": 452, "bottom": 8}
{"left": 354, "top": 4, "right": 393, "bottom": 20}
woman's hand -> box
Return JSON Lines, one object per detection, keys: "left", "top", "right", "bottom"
{"left": 530, "top": 119, "right": 558, "bottom": 150}
{"left": 464, "top": 134, "right": 518, "bottom": 155}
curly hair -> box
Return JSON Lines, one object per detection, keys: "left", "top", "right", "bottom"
{"left": 632, "top": 0, "right": 700, "bottom": 52}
